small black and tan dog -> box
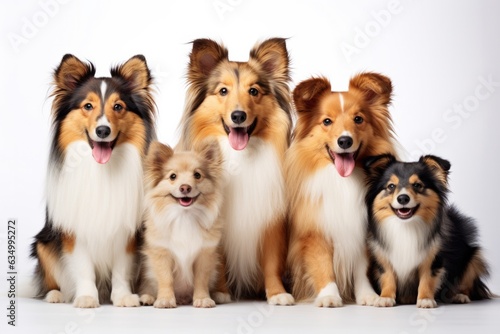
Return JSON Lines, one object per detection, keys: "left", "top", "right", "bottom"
{"left": 364, "top": 154, "right": 491, "bottom": 308}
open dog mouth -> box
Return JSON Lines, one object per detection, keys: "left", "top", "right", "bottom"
{"left": 392, "top": 206, "right": 419, "bottom": 220}
{"left": 171, "top": 195, "right": 199, "bottom": 207}
{"left": 222, "top": 118, "right": 258, "bottom": 151}
{"left": 86, "top": 131, "right": 118, "bottom": 164}
{"left": 326, "top": 144, "right": 361, "bottom": 178}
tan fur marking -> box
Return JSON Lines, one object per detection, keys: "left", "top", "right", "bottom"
{"left": 61, "top": 233, "right": 75, "bottom": 253}
{"left": 260, "top": 217, "right": 288, "bottom": 299}
{"left": 375, "top": 255, "right": 397, "bottom": 299}
{"left": 290, "top": 232, "right": 334, "bottom": 300}
{"left": 126, "top": 237, "right": 136, "bottom": 254}
{"left": 192, "top": 246, "right": 218, "bottom": 303}
{"left": 144, "top": 246, "right": 176, "bottom": 301}
{"left": 36, "top": 243, "right": 59, "bottom": 291}
{"left": 457, "top": 251, "right": 488, "bottom": 296}
{"left": 417, "top": 244, "right": 443, "bottom": 301}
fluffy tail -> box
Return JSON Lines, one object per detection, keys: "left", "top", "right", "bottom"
{"left": 470, "top": 278, "right": 496, "bottom": 300}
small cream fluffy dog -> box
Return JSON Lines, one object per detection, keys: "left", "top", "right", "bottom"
{"left": 139, "top": 140, "right": 225, "bottom": 308}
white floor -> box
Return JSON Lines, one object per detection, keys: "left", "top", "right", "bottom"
{"left": 2, "top": 297, "right": 499, "bottom": 334}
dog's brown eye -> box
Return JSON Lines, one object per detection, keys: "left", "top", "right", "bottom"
{"left": 169, "top": 173, "right": 177, "bottom": 181}
{"left": 323, "top": 118, "right": 332, "bottom": 126}
{"left": 413, "top": 182, "right": 423, "bottom": 191}
{"left": 113, "top": 104, "right": 123, "bottom": 112}
{"left": 194, "top": 172, "right": 201, "bottom": 180}
{"left": 219, "top": 87, "right": 228, "bottom": 96}
{"left": 354, "top": 116, "right": 364, "bottom": 124}
{"left": 83, "top": 103, "right": 93, "bottom": 111}
{"left": 387, "top": 183, "right": 396, "bottom": 191}
{"left": 249, "top": 88, "right": 258, "bottom": 96}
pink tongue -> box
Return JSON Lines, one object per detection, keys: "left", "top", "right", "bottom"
{"left": 228, "top": 128, "right": 249, "bottom": 150}
{"left": 333, "top": 152, "right": 356, "bottom": 177}
{"left": 179, "top": 197, "right": 194, "bottom": 207}
{"left": 92, "top": 142, "right": 113, "bottom": 164}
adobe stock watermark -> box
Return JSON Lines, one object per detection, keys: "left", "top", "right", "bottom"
{"left": 213, "top": 0, "right": 244, "bottom": 21}
{"left": 7, "top": 0, "right": 72, "bottom": 53}
{"left": 340, "top": 0, "right": 403, "bottom": 63}
{"left": 409, "top": 75, "right": 499, "bottom": 160}
{"left": 224, "top": 302, "right": 275, "bottom": 334}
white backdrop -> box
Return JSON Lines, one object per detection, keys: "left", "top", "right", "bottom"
{"left": 1, "top": 0, "right": 499, "bottom": 294}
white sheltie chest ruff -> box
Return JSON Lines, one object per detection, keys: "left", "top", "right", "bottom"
{"left": 219, "top": 138, "right": 286, "bottom": 294}
{"left": 303, "top": 164, "right": 373, "bottom": 299}
{"left": 46, "top": 141, "right": 143, "bottom": 300}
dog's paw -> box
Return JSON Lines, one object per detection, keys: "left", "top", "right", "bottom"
{"left": 356, "top": 292, "right": 379, "bottom": 306}
{"left": 73, "top": 295, "right": 99, "bottom": 308}
{"left": 374, "top": 297, "right": 396, "bottom": 307}
{"left": 139, "top": 294, "right": 156, "bottom": 306}
{"left": 45, "top": 290, "right": 63, "bottom": 303}
{"left": 193, "top": 297, "right": 216, "bottom": 308}
{"left": 154, "top": 297, "right": 177, "bottom": 309}
{"left": 212, "top": 292, "right": 232, "bottom": 304}
{"left": 113, "top": 294, "right": 140, "bottom": 307}
{"left": 268, "top": 293, "right": 295, "bottom": 306}
{"left": 417, "top": 298, "right": 437, "bottom": 308}
{"left": 452, "top": 293, "right": 471, "bottom": 304}
{"left": 314, "top": 295, "right": 343, "bottom": 308}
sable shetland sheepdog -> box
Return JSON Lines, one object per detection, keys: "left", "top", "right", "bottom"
{"left": 139, "top": 140, "right": 224, "bottom": 308}
{"left": 286, "top": 73, "right": 397, "bottom": 307}
{"left": 364, "top": 154, "right": 491, "bottom": 308}
{"left": 178, "top": 38, "right": 294, "bottom": 305}
{"left": 30, "top": 54, "right": 156, "bottom": 308}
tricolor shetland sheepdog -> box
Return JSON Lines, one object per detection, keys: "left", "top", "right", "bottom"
{"left": 286, "top": 73, "right": 397, "bottom": 307}
{"left": 178, "top": 38, "right": 294, "bottom": 305}
{"left": 31, "top": 54, "right": 156, "bottom": 308}
{"left": 364, "top": 154, "right": 491, "bottom": 308}
{"left": 139, "top": 140, "right": 225, "bottom": 308}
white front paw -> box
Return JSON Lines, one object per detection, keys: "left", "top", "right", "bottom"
{"left": 193, "top": 297, "right": 216, "bottom": 308}
{"left": 154, "top": 297, "right": 177, "bottom": 309}
{"left": 417, "top": 298, "right": 437, "bottom": 308}
{"left": 374, "top": 297, "right": 396, "bottom": 307}
{"left": 73, "top": 295, "right": 99, "bottom": 308}
{"left": 113, "top": 294, "right": 140, "bottom": 307}
{"left": 314, "top": 295, "right": 343, "bottom": 308}
{"left": 45, "top": 290, "right": 64, "bottom": 303}
{"left": 139, "top": 294, "right": 156, "bottom": 306}
{"left": 356, "top": 292, "right": 379, "bottom": 306}
{"left": 268, "top": 293, "right": 295, "bottom": 306}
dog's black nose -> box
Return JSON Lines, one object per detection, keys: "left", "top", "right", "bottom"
{"left": 337, "top": 136, "right": 353, "bottom": 149}
{"left": 180, "top": 184, "right": 192, "bottom": 195}
{"left": 231, "top": 110, "right": 247, "bottom": 125}
{"left": 96, "top": 126, "right": 111, "bottom": 139}
{"left": 397, "top": 194, "right": 410, "bottom": 205}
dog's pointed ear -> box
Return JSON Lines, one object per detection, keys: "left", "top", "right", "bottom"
{"left": 420, "top": 155, "right": 451, "bottom": 184}
{"left": 363, "top": 154, "right": 396, "bottom": 179}
{"left": 188, "top": 39, "right": 228, "bottom": 77}
{"left": 144, "top": 141, "right": 174, "bottom": 189}
{"left": 54, "top": 54, "right": 96, "bottom": 91}
{"left": 349, "top": 72, "right": 392, "bottom": 107}
{"left": 293, "top": 77, "right": 331, "bottom": 113}
{"left": 249, "top": 38, "right": 290, "bottom": 82}
{"left": 195, "top": 140, "right": 223, "bottom": 168}
{"left": 111, "top": 55, "right": 152, "bottom": 91}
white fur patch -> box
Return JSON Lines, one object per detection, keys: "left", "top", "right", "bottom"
{"left": 100, "top": 81, "right": 107, "bottom": 101}
{"left": 303, "top": 164, "right": 370, "bottom": 296}
{"left": 146, "top": 200, "right": 221, "bottom": 297}
{"left": 376, "top": 215, "right": 431, "bottom": 281}
{"left": 219, "top": 138, "right": 286, "bottom": 294}
{"left": 46, "top": 141, "right": 143, "bottom": 301}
